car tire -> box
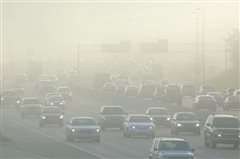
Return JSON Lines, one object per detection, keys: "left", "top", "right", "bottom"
{"left": 234, "top": 143, "right": 239, "bottom": 149}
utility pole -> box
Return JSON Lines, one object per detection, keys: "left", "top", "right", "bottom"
{"left": 77, "top": 44, "right": 80, "bottom": 80}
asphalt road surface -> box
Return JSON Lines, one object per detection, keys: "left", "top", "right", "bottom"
{"left": 1, "top": 83, "right": 240, "bottom": 159}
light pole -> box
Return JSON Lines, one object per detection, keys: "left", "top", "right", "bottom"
{"left": 77, "top": 44, "right": 80, "bottom": 80}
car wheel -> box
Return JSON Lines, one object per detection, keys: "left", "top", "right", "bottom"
{"left": 233, "top": 143, "right": 239, "bottom": 149}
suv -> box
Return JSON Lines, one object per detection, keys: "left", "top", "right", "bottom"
{"left": 149, "top": 137, "right": 195, "bottom": 159}
{"left": 204, "top": 114, "right": 240, "bottom": 148}
{"left": 97, "top": 106, "right": 126, "bottom": 130}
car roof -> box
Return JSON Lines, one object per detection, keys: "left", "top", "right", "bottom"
{"left": 102, "top": 105, "right": 123, "bottom": 108}
{"left": 147, "top": 107, "right": 167, "bottom": 110}
{"left": 71, "top": 117, "right": 95, "bottom": 120}
{"left": 128, "top": 114, "right": 150, "bottom": 117}
{"left": 156, "top": 137, "right": 186, "bottom": 142}
{"left": 23, "top": 97, "right": 39, "bottom": 100}
{"left": 175, "top": 112, "right": 196, "bottom": 116}
{"left": 212, "top": 114, "right": 237, "bottom": 118}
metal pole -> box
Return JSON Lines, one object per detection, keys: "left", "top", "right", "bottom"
{"left": 196, "top": 12, "right": 200, "bottom": 87}
{"left": 202, "top": 8, "right": 205, "bottom": 85}
{"left": 77, "top": 44, "right": 80, "bottom": 80}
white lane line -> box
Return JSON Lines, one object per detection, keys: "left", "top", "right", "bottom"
{"left": 3, "top": 114, "right": 105, "bottom": 159}
{"left": 1, "top": 146, "right": 49, "bottom": 159}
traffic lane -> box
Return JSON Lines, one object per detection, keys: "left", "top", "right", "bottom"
{"left": 2, "top": 108, "right": 103, "bottom": 159}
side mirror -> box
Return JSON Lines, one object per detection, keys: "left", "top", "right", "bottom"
{"left": 206, "top": 123, "right": 211, "bottom": 127}
{"left": 191, "top": 149, "right": 195, "bottom": 152}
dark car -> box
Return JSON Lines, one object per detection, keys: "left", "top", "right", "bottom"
{"left": 146, "top": 107, "right": 171, "bottom": 127}
{"left": 207, "top": 92, "right": 224, "bottom": 107}
{"left": 138, "top": 84, "right": 156, "bottom": 99}
{"left": 57, "top": 87, "right": 72, "bottom": 101}
{"left": 171, "top": 112, "right": 201, "bottom": 135}
{"left": 223, "top": 95, "right": 240, "bottom": 110}
{"left": 97, "top": 106, "right": 126, "bottom": 130}
{"left": 1, "top": 90, "right": 21, "bottom": 106}
{"left": 193, "top": 95, "right": 217, "bottom": 112}
{"left": 204, "top": 114, "right": 240, "bottom": 148}
{"left": 45, "top": 95, "right": 65, "bottom": 108}
{"left": 39, "top": 106, "right": 64, "bottom": 127}
{"left": 149, "top": 138, "right": 195, "bottom": 159}
{"left": 161, "top": 85, "right": 182, "bottom": 105}
{"left": 124, "top": 85, "right": 139, "bottom": 97}
{"left": 199, "top": 84, "right": 216, "bottom": 95}
{"left": 180, "top": 84, "right": 195, "bottom": 98}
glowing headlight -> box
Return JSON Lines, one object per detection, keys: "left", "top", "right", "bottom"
{"left": 149, "top": 126, "right": 153, "bottom": 129}
{"left": 238, "top": 134, "right": 240, "bottom": 138}
{"left": 60, "top": 103, "right": 64, "bottom": 105}
{"left": 69, "top": 94, "right": 72, "bottom": 96}
{"left": 50, "top": 103, "right": 54, "bottom": 106}
{"left": 217, "top": 134, "right": 222, "bottom": 137}
{"left": 177, "top": 123, "right": 182, "bottom": 127}
{"left": 42, "top": 116, "right": 46, "bottom": 119}
{"left": 131, "top": 126, "right": 136, "bottom": 129}
{"left": 167, "top": 117, "right": 171, "bottom": 121}
{"left": 150, "top": 117, "right": 153, "bottom": 121}
{"left": 96, "top": 128, "right": 100, "bottom": 132}
{"left": 71, "top": 128, "right": 76, "bottom": 132}
{"left": 195, "top": 123, "right": 200, "bottom": 127}
{"left": 1, "top": 98, "right": 4, "bottom": 101}
{"left": 59, "top": 115, "right": 64, "bottom": 119}
{"left": 16, "top": 100, "right": 20, "bottom": 104}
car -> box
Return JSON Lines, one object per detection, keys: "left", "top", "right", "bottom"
{"left": 57, "top": 87, "right": 73, "bottom": 101}
{"left": 21, "top": 97, "right": 41, "bottom": 105}
{"left": 199, "top": 84, "right": 216, "bottom": 95}
{"left": 115, "top": 79, "right": 131, "bottom": 87}
{"left": 207, "top": 92, "right": 224, "bottom": 107}
{"left": 193, "top": 95, "right": 217, "bottom": 112}
{"left": 180, "top": 84, "right": 195, "bottom": 98}
{"left": 146, "top": 107, "right": 171, "bottom": 127}
{"left": 123, "top": 115, "right": 155, "bottom": 138}
{"left": 102, "top": 82, "right": 115, "bottom": 92}
{"left": 66, "top": 117, "right": 101, "bottom": 142}
{"left": 161, "top": 79, "right": 170, "bottom": 88}
{"left": 39, "top": 84, "right": 56, "bottom": 96}
{"left": 46, "top": 93, "right": 61, "bottom": 98}
{"left": 115, "top": 85, "right": 126, "bottom": 95}
{"left": 13, "top": 88, "right": 25, "bottom": 97}
{"left": 224, "top": 88, "right": 236, "bottom": 98}
{"left": 39, "top": 106, "right": 64, "bottom": 127}
{"left": 97, "top": 106, "right": 126, "bottom": 130}
{"left": 124, "top": 85, "right": 139, "bottom": 97}
{"left": 149, "top": 137, "right": 195, "bottom": 159}
{"left": 171, "top": 112, "right": 201, "bottom": 135}
{"left": 45, "top": 95, "right": 65, "bottom": 108}
{"left": 138, "top": 84, "right": 156, "bottom": 99}
{"left": 20, "top": 104, "right": 42, "bottom": 118}
{"left": 223, "top": 95, "right": 240, "bottom": 110}
{"left": 204, "top": 114, "right": 240, "bottom": 148}
{"left": 36, "top": 79, "right": 55, "bottom": 89}
{"left": 233, "top": 89, "right": 240, "bottom": 96}
{"left": 160, "top": 85, "right": 182, "bottom": 105}
{"left": 1, "top": 90, "right": 21, "bottom": 106}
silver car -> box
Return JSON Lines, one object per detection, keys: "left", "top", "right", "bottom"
{"left": 123, "top": 115, "right": 155, "bottom": 138}
{"left": 146, "top": 107, "right": 171, "bottom": 127}
{"left": 149, "top": 137, "right": 196, "bottom": 159}
{"left": 66, "top": 117, "right": 101, "bottom": 142}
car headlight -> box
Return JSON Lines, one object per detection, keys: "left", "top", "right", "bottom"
{"left": 167, "top": 117, "right": 171, "bottom": 121}
{"left": 59, "top": 115, "right": 64, "bottom": 119}
{"left": 71, "top": 128, "right": 76, "bottom": 132}
{"left": 149, "top": 126, "right": 153, "bottom": 129}
{"left": 1, "top": 97, "right": 4, "bottom": 101}
{"left": 42, "top": 116, "right": 46, "bottom": 119}
{"left": 96, "top": 128, "right": 100, "bottom": 132}
{"left": 60, "top": 102, "right": 64, "bottom": 105}
{"left": 150, "top": 117, "right": 153, "bottom": 121}
{"left": 177, "top": 123, "right": 182, "bottom": 127}
{"left": 131, "top": 126, "right": 136, "bottom": 129}
{"left": 217, "top": 134, "right": 222, "bottom": 137}
{"left": 195, "top": 123, "right": 200, "bottom": 127}
{"left": 69, "top": 94, "right": 72, "bottom": 96}
{"left": 50, "top": 103, "right": 54, "bottom": 106}
{"left": 16, "top": 100, "right": 20, "bottom": 104}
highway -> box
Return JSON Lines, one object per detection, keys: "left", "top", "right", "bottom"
{"left": 1, "top": 83, "right": 240, "bottom": 159}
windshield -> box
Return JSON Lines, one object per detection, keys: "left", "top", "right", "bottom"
{"left": 102, "top": 107, "right": 124, "bottom": 115}
{"left": 159, "top": 141, "right": 190, "bottom": 151}
{"left": 213, "top": 118, "right": 240, "bottom": 128}
{"left": 176, "top": 114, "right": 196, "bottom": 121}
{"left": 2, "top": 91, "right": 16, "bottom": 96}
{"left": 72, "top": 118, "right": 96, "bottom": 126}
{"left": 58, "top": 88, "right": 70, "bottom": 92}
{"left": 148, "top": 109, "right": 168, "bottom": 115}
{"left": 42, "top": 108, "right": 60, "bottom": 114}
{"left": 49, "top": 96, "right": 62, "bottom": 101}
{"left": 23, "top": 99, "right": 40, "bottom": 104}
{"left": 129, "top": 116, "right": 151, "bottom": 123}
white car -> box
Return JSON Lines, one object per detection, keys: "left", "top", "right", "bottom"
{"left": 123, "top": 115, "right": 155, "bottom": 138}
{"left": 66, "top": 117, "right": 101, "bottom": 142}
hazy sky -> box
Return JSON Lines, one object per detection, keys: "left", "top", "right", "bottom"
{"left": 3, "top": 1, "right": 239, "bottom": 55}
